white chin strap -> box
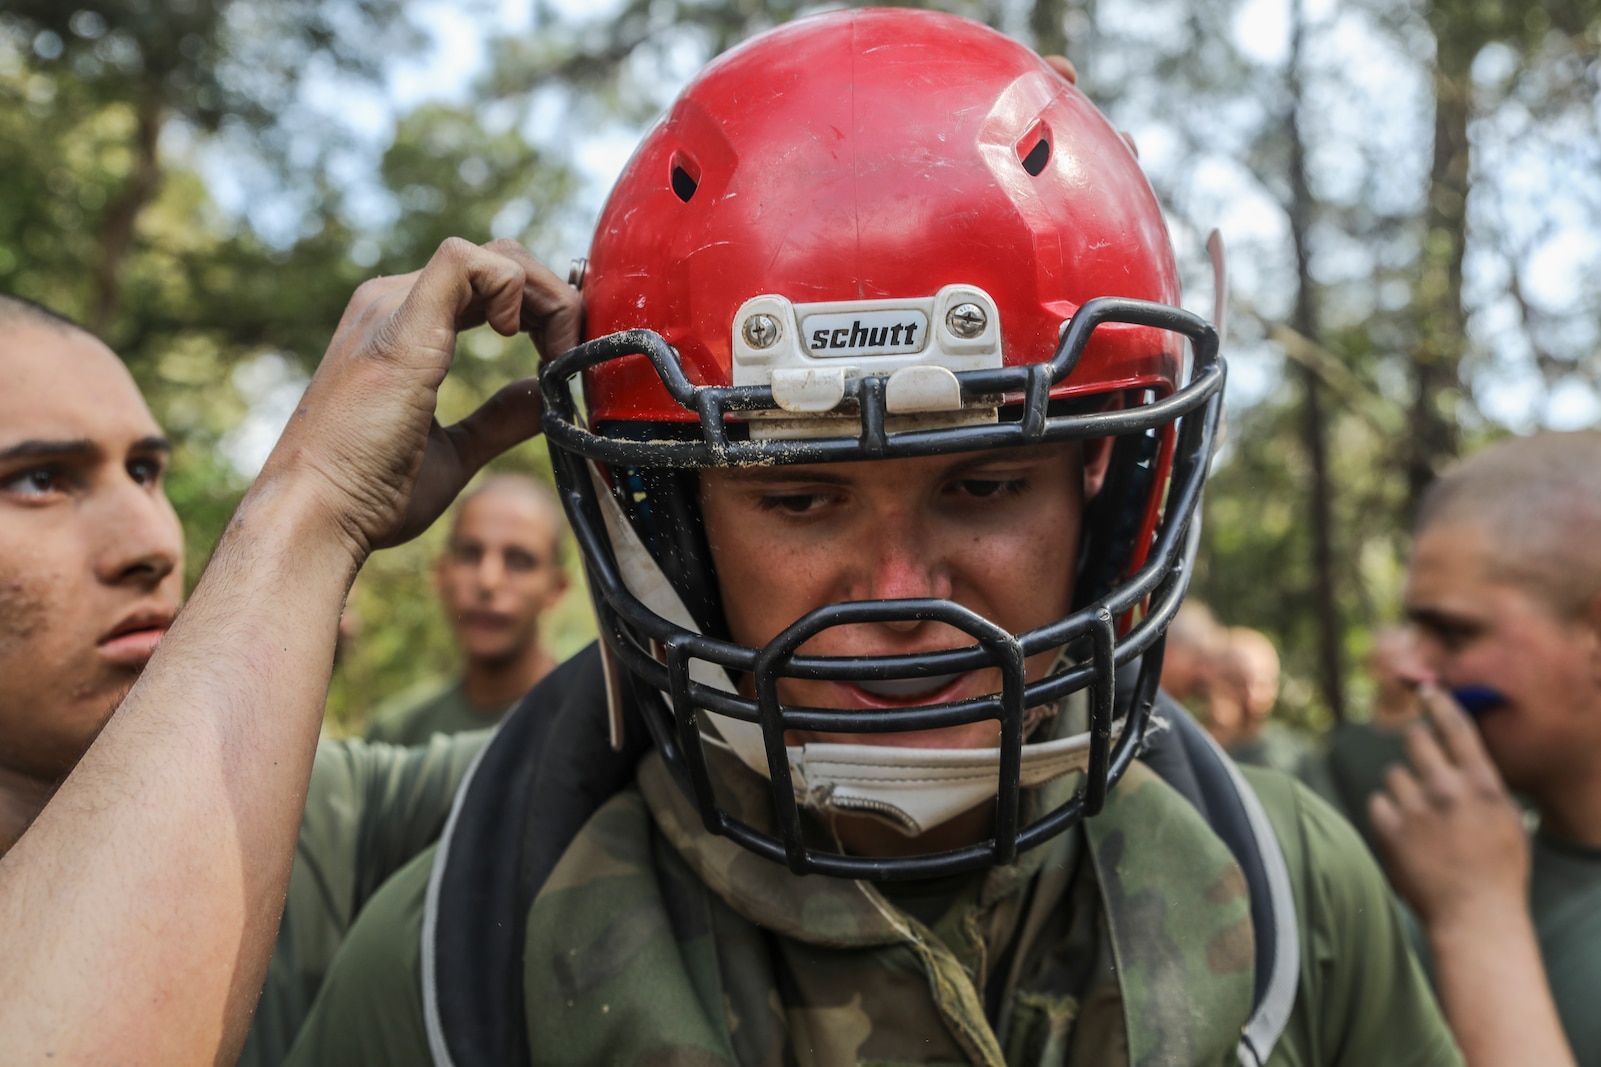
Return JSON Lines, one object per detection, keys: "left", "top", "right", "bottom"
{"left": 711, "top": 713, "right": 1116, "bottom": 837}
{"left": 591, "top": 463, "right": 1113, "bottom": 837}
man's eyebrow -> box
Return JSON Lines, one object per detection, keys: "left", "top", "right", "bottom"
{"left": 720, "top": 466, "right": 854, "bottom": 486}
{"left": 0, "top": 438, "right": 102, "bottom": 464}
{"left": 0, "top": 436, "right": 170, "bottom": 464}
{"left": 940, "top": 444, "right": 1063, "bottom": 473}
{"left": 1404, "top": 605, "right": 1474, "bottom": 630}
{"left": 721, "top": 445, "right": 1065, "bottom": 485}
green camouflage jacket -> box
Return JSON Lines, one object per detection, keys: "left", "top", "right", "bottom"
{"left": 518, "top": 744, "right": 1457, "bottom": 1067}
{"left": 285, "top": 729, "right": 1459, "bottom": 1067}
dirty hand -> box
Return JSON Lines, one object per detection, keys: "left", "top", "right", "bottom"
{"left": 256, "top": 237, "right": 580, "bottom": 560}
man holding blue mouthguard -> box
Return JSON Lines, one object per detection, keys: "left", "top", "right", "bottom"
{"left": 1377, "top": 431, "right": 1601, "bottom": 1067}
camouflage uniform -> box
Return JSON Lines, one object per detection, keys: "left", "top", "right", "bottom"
{"left": 285, "top": 703, "right": 1459, "bottom": 1066}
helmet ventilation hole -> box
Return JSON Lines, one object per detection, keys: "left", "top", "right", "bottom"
{"left": 671, "top": 165, "right": 698, "bottom": 202}
{"left": 1021, "top": 137, "right": 1050, "bottom": 176}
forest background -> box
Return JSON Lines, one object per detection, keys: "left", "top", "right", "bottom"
{"left": 2, "top": 0, "right": 1598, "bottom": 733}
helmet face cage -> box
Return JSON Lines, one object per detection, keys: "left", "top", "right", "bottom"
{"left": 542, "top": 303, "right": 1224, "bottom": 880}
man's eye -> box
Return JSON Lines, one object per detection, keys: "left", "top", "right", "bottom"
{"left": 953, "top": 477, "right": 1026, "bottom": 499}
{"left": 3, "top": 466, "right": 67, "bottom": 498}
{"left": 505, "top": 550, "right": 540, "bottom": 572}
{"left": 128, "top": 457, "right": 165, "bottom": 487}
{"left": 759, "top": 492, "right": 830, "bottom": 515}
{"left": 1421, "top": 621, "right": 1476, "bottom": 652}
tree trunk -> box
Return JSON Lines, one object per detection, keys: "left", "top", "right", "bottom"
{"left": 1031, "top": 0, "right": 1070, "bottom": 58}
{"left": 1408, "top": 23, "right": 1472, "bottom": 515}
{"left": 90, "top": 90, "right": 164, "bottom": 337}
{"left": 1287, "top": 0, "right": 1345, "bottom": 722}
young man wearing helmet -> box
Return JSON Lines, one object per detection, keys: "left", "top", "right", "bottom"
{"left": 283, "top": 10, "right": 1456, "bottom": 1066}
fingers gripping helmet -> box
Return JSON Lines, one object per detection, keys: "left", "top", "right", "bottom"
{"left": 542, "top": 8, "right": 1224, "bottom": 880}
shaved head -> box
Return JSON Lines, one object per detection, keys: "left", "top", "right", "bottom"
{"left": 1222, "top": 626, "right": 1279, "bottom": 721}
{"left": 1416, "top": 432, "right": 1601, "bottom": 618}
{"left": 451, "top": 473, "right": 567, "bottom": 567}
{"left": 1168, "top": 600, "right": 1224, "bottom": 651}
{"left": 1160, "top": 600, "right": 1226, "bottom": 703}
{"left": 0, "top": 294, "right": 85, "bottom": 337}
{"left": 436, "top": 472, "right": 570, "bottom": 676}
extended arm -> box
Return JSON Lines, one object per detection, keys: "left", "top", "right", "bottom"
{"left": 0, "top": 238, "right": 575, "bottom": 1065}
{"left": 1372, "top": 686, "right": 1576, "bottom": 1067}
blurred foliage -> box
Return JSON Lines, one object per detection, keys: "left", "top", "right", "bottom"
{"left": 1052, "top": 0, "right": 1601, "bottom": 722}
{"left": 2, "top": 0, "right": 1598, "bottom": 735}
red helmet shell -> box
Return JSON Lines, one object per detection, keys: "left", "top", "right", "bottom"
{"left": 582, "top": 7, "right": 1183, "bottom": 425}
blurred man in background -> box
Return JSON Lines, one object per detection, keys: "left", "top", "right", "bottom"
{"left": 1206, "top": 626, "right": 1280, "bottom": 750}
{"left": 1312, "top": 626, "right": 1426, "bottom": 854}
{"left": 1213, "top": 627, "right": 1334, "bottom": 799}
{"left": 1376, "top": 431, "right": 1601, "bottom": 1066}
{"left": 1159, "top": 599, "right": 1225, "bottom": 711}
{"left": 367, "top": 473, "right": 568, "bottom": 745}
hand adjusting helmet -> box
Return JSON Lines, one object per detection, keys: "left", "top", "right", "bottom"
{"left": 542, "top": 7, "right": 1225, "bottom": 880}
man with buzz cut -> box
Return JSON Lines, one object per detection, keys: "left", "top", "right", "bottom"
{"left": 0, "top": 291, "right": 493, "bottom": 1067}
{"left": 1375, "top": 431, "right": 1601, "bottom": 1067}
{"left": 280, "top": 11, "right": 1459, "bottom": 1066}
{"left": 1159, "top": 600, "right": 1226, "bottom": 712}
{"left": 367, "top": 472, "right": 569, "bottom": 746}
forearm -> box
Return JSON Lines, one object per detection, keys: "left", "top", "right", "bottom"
{"left": 0, "top": 236, "right": 553, "bottom": 1064}
{"left": 1429, "top": 907, "right": 1575, "bottom": 1067}
{"left": 0, "top": 474, "right": 359, "bottom": 1065}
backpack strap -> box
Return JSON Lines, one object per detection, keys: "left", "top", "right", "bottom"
{"left": 1140, "top": 697, "right": 1300, "bottom": 1066}
{"left": 421, "top": 643, "right": 650, "bottom": 1067}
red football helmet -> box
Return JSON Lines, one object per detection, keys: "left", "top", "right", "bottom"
{"left": 541, "top": 7, "right": 1224, "bottom": 879}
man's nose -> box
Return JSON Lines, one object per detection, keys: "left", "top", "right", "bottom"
{"left": 1402, "top": 629, "right": 1445, "bottom": 685}
{"left": 95, "top": 480, "right": 182, "bottom": 589}
{"left": 855, "top": 519, "right": 952, "bottom": 632}
{"left": 473, "top": 553, "right": 507, "bottom": 593}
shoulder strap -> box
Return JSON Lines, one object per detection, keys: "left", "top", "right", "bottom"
{"left": 1139, "top": 695, "right": 1300, "bottom": 1067}
{"left": 421, "top": 643, "right": 650, "bottom": 1067}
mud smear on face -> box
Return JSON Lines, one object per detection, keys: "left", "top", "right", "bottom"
{"left": 0, "top": 568, "right": 46, "bottom": 654}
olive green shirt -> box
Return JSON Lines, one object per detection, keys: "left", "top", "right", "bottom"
{"left": 366, "top": 680, "right": 509, "bottom": 747}
{"left": 235, "top": 730, "right": 488, "bottom": 1067}
{"left": 1526, "top": 832, "right": 1601, "bottom": 1064}
{"left": 1305, "top": 722, "right": 1409, "bottom": 857}
{"left": 284, "top": 754, "right": 1459, "bottom": 1067}
{"left": 1228, "top": 722, "right": 1319, "bottom": 782}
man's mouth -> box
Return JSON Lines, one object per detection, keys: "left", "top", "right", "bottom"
{"left": 844, "top": 671, "right": 969, "bottom": 705}
{"left": 98, "top": 609, "right": 175, "bottom": 667}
